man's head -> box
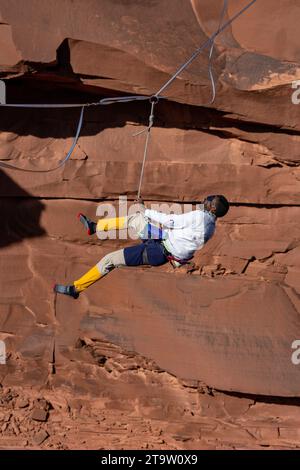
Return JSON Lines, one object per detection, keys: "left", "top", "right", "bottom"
{"left": 204, "top": 195, "right": 229, "bottom": 218}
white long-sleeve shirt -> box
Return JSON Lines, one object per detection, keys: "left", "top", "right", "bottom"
{"left": 144, "top": 208, "right": 216, "bottom": 260}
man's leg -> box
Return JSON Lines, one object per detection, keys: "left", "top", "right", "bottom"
{"left": 54, "top": 240, "right": 168, "bottom": 299}
{"left": 78, "top": 214, "right": 127, "bottom": 235}
{"left": 54, "top": 211, "right": 149, "bottom": 298}
{"left": 79, "top": 211, "right": 147, "bottom": 238}
{"left": 96, "top": 216, "right": 127, "bottom": 232}
{"left": 54, "top": 249, "right": 126, "bottom": 298}
{"left": 96, "top": 212, "right": 147, "bottom": 235}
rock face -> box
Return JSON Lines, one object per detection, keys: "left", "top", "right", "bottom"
{"left": 0, "top": 0, "right": 300, "bottom": 449}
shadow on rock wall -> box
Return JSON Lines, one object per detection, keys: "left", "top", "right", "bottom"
{"left": 0, "top": 170, "right": 45, "bottom": 248}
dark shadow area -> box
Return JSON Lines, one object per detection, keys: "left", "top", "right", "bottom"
{"left": 0, "top": 170, "right": 45, "bottom": 248}
{"left": 0, "top": 36, "right": 298, "bottom": 143}
{"left": 56, "top": 38, "right": 74, "bottom": 76}
{"left": 1, "top": 76, "right": 299, "bottom": 141}
{"left": 218, "top": 389, "right": 300, "bottom": 407}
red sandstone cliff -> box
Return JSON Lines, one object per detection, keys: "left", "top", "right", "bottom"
{"left": 0, "top": 0, "right": 300, "bottom": 449}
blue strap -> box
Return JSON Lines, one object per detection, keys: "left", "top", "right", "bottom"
{"left": 146, "top": 223, "right": 164, "bottom": 240}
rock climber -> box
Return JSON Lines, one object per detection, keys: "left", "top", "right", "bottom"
{"left": 53, "top": 195, "right": 229, "bottom": 299}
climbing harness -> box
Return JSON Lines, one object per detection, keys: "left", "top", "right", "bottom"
{"left": 163, "top": 249, "right": 193, "bottom": 268}
{"left": 0, "top": 0, "right": 256, "bottom": 192}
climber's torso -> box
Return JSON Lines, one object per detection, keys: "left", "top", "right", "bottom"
{"left": 144, "top": 209, "right": 216, "bottom": 261}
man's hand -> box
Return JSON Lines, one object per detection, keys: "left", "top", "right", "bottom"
{"left": 135, "top": 197, "right": 144, "bottom": 205}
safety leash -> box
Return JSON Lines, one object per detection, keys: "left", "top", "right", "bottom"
{"left": 0, "top": 105, "right": 84, "bottom": 173}
{"left": 0, "top": 96, "right": 149, "bottom": 173}
{"left": 0, "top": 0, "right": 256, "bottom": 184}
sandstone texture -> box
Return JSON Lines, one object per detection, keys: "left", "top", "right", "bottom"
{"left": 0, "top": 0, "right": 299, "bottom": 450}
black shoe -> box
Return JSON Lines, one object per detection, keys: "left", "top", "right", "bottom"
{"left": 53, "top": 284, "right": 80, "bottom": 299}
{"left": 78, "top": 213, "right": 97, "bottom": 235}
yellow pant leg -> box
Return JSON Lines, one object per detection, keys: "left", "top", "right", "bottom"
{"left": 73, "top": 249, "right": 126, "bottom": 293}
{"left": 73, "top": 265, "right": 102, "bottom": 292}
{"left": 96, "top": 216, "right": 126, "bottom": 232}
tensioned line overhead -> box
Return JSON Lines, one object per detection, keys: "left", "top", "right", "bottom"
{"left": 0, "top": 0, "right": 256, "bottom": 187}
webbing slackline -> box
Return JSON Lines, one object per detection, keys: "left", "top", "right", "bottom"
{"left": 0, "top": 0, "right": 256, "bottom": 196}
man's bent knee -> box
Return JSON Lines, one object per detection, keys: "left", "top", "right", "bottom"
{"left": 97, "top": 249, "right": 126, "bottom": 275}
{"left": 127, "top": 212, "right": 147, "bottom": 239}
